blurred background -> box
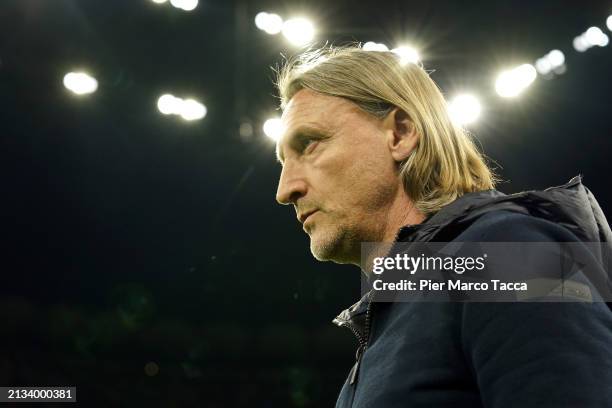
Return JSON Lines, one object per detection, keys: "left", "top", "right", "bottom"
{"left": 1, "top": 0, "right": 611, "bottom": 406}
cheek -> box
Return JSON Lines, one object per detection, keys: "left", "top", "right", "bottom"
{"left": 327, "top": 155, "right": 397, "bottom": 212}
{"left": 312, "top": 132, "right": 396, "bottom": 206}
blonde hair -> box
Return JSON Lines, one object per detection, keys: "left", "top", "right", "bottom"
{"left": 276, "top": 45, "right": 497, "bottom": 215}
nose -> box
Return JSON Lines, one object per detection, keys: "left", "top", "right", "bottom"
{"left": 276, "top": 161, "right": 308, "bottom": 205}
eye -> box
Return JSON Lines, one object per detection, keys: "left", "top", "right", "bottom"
{"left": 300, "top": 137, "right": 320, "bottom": 154}
{"left": 302, "top": 138, "right": 319, "bottom": 154}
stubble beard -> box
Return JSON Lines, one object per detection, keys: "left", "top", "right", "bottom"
{"left": 309, "top": 219, "right": 363, "bottom": 265}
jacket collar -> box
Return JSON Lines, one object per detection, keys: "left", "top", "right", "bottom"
{"left": 333, "top": 175, "right": 611, "bottom": 330}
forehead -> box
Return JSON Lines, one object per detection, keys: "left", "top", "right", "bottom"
{"left": 276, "top": 90, "right": 353, "bottom": 161}
{"left": 282, "top": 89, "right": 346, "bottom": 126}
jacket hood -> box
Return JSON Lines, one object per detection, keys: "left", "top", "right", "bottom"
{"left": 396, "top": 175, "right": 611, "bottom": 244}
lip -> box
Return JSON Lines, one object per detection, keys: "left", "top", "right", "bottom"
{"left": 298, "top": 209, "right": 318, "bottom": 224}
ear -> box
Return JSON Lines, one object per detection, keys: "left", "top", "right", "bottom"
{"left": 383, "top": 108, "right": 419, "bottom": 162}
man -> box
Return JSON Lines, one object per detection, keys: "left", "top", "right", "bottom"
{"left": 274, "top": 46, "right": 612, "bottom": 407}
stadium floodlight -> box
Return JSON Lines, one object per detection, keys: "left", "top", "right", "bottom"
{"left": 282, "top": 17, "right": 315, "bottom": 46}
{"left": 255, "top": 12, "right": 269, "bottom": 30}
{"left": 448, "top": 94, "right": 482, "bottom": 126}
{"left": 535, "top": 49, "right": 565, "bottom": 75}
{"left": 63, "top": 72, "right": 98, "bottom": 95}
{"left": 263, "top": 117, "right": 284, "bottom": 142}
{"left": 150, "top": 0, "right": 167, "bottom": 4}
{"left": 391, "top": 46, "right": 419, "bottom": 65}
{"left": 170, "top": 0, "right": 198, "bottom": 11}
{"left": 573, "top": 35, "right": 589, "bottom": 52}
{"left": 157, "top": 94, "right": 182, "bottom": 115}
{"left": 264, "top": 13, "right": 283, "bottom": 34}
{"left": 255, "top": 12, "right": 283, "bottom": 35}
{"left": 596, "top": 33, "right": 609, "bottom": 47}
{"left": 495, "top": 64, "right": 537, "bottom": 98}
{"left": 547, "top": 50, "right": 565, "bottom": 67}
{"left": 363, "top": 41, "right": 389, "bottom": 51}
{"left": 535, "top": 57, "right": 552, "bottom": 75}
{"left": 607, "top": 15, "right": 612, "bottom": 32}
{"left": 575, "top": 26, "right": 609, "bottom": 51}
{"left": 180, "top": 99, "right": 207, "bottom": 121}
{"left": 585, "top": 26, "right": 606, "bottom": 46}
{"left": 157, "top": 94, "right": 206, "bottom": 121}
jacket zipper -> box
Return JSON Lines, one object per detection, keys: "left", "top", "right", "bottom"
{"left": 341, "top": 299, "right": 373, "bottom": 385}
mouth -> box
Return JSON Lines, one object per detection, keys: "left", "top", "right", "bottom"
{"left": 298, "top": 209, "right": 318, "bottom": 224}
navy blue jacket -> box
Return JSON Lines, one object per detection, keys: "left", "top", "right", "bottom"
{"left": 334, "top": 177, "right": 612, "bottom": 407}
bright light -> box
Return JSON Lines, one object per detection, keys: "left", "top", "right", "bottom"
{"left": 598, "top": 33, "right": 609, "bottom": 47}
{"left": 547, "top": 50, "right": 565, "bottom": 67}
{"left": 180, "top": 99, "right": 207, "bottom": 121}
{"left": 157, "top": 94, "right": 206, "bottom": 121}
{"left": 607, "top": 15, "right": 612, "bottom": 31}
{"left": 157, "top": 94, "right": 182, "bottom": 115}
{"left": 573, "top": 35, "right": 589, "bottom": 52}
{"left": 495, "top": 64, "right": 537, "bottom": 98}
{"left": 255, "top": 12, "right": 269, "bottom": 30}
{"left": 448, "top": 94, "right": 481, "bottom": 125}
{"left": 282, "top": 17, "right": 315, "bottom": 46}
{"left": 151, "top": 0, "right": 167, "bottom": 3}
{"left": 392, "top": 46, "right": 419, "bottom": 65}
{"left": 535, "top": 50, "right": 565, "bottom": 75}
{"left": 585, "top": 26, "right": 605, "bottom": 46}
{"left": 63, "top": 72, "right": 98, "bottom": 95}
{"left": 255, "top": 12, "right": 283, "bottom": 35}
{"left": 535, "top": 58, "right": 552, "bottom": 75}
{"left": 170, "top": 0, "right": 198, "bottom": 11}
{"left": 263, "top": 118, "right": 283, "bottom": 142}
{"left": 363, "top": 41, "right": 388, "bottom": 51}
{"left": 264, "top": 13, "right": 283, "bottom": 34}
{"left": 585, "top": 27, "right": 601, "bottom": 45}
{"left": 573, "top": 26, "right": 609, "bottom": 51}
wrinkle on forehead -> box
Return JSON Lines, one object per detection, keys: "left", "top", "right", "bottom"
{"left": 276, "top": 89, "right": 353, "bottom": 163}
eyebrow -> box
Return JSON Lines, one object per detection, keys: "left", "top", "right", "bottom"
{"left": 276, "top": 125, "right": 328, "bottom": 164}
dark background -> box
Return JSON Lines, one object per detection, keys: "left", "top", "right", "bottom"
{"left": 1, "top": 0, "right": 611, "bottom": 406}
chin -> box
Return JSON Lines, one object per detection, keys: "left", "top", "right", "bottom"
{"left": 309, "top": 228, "right": 357, "bottom": 265}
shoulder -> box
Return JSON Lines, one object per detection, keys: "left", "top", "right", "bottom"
{"left": 455, "top": 210, "right": 581, "bottom": 243}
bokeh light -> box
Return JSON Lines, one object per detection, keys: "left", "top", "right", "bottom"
{"left": 574, "top": 26, "right": 609, "bottom": 51}
{"left": 391, "top": 46, "right": 420, "bottom": 65}
{"left": 63, "top": 72, "right": 98, "bottom": 95}
{"left": 495, "top": 64, "right": 537, "bottom": 98}
{"left": 180, "top": 99, "right": 207, "bottom": 121}
{"left": 535, "top": 50, "right": 565, "bottom": 75}
{"left": 170, "top": 0, "right": 198, "bottom": 11}
{"left": 263, "top": 117, "right": 283, "bottom": 142}
{"left": 547, "top": 50, "right": 565, "bottom": 67}
{"left": 255, "top": 12, "right": 269, "bottom": 30}
{"left": 535, "top": 58, "right": 552, "bottom": 75}
{"left": 282, "top": 18, "right": 315, "bottom": 46}
{"left": 448, "top": 93, "right": 482, "bottom": 125}
{"left": 573, "top": 35, "right": 589, "bottom": 52}
{"left": 363, "top": 41, "right": 389, "bottom": 51}
{"left": 585, "top": 26, "right": 607, "bottom": 46}
{"left": 157, "top": 94, "right": 182, "bottom": 115}
{"left": 255, "top": 12, "right": 283, "bottom": 35}
{"left": 157, "top": 94, "right": 206, "bottom": 121}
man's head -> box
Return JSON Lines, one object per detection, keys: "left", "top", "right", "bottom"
{"left": 274, "top": 46, "right": 495, "bottom": 265}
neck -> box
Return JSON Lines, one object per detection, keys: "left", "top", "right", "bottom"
{"left": 382, "top": 191, "right": 426, "bottom": 242}
{"left": 359, "top": 191, "right": 426, "bottom": 272}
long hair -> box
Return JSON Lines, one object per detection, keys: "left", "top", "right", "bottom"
{"left": 276, "top": 45, "right": 497, "bottom": 215}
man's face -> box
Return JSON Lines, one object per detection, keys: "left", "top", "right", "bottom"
{"left": 275, "top": 89, "right": 402, "bottom": 264}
